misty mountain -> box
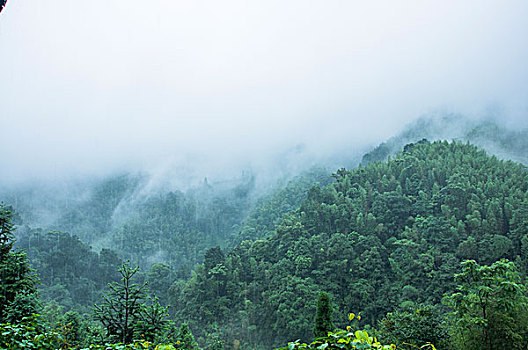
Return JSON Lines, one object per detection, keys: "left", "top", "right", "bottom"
{"left": 3, "top": 2, "right": 528, "bottom": 348}
{"left": 3, "top": 115, "right": 527, "bottom": 263}
{"left": 362, "top": 114, "right": 528, "bottom": 165}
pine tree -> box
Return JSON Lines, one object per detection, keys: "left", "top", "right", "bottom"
{"left": 313, "top": 292, "right": 333, "bottom": 339}
{"left": 93, "top": 262, "right": 168, "bottom": 343}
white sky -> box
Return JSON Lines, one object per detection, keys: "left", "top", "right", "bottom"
{"left": 1, "top": 0, "right": 528, "bottom": 183}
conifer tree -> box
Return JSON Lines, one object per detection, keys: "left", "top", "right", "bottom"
{"left": 93, "top": 262, "right": 168, "bottom": 343}
{"left": 313, "top": 292, "right": 333, "bottom": 339}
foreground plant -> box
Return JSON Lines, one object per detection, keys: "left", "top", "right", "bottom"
{"left": 0, "top": 315, "right": 63, "bottom": 350}
{"left": 276, "top": 313, "right": 437, "bottom": 350}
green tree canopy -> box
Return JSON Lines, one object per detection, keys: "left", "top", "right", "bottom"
{"left": 177, "top": 322, "right": 199, "bottom": 350}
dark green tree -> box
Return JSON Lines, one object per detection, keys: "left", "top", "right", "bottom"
{"left": 204, "top": 246, "right": 225, "bottom": 272}
{"left": 313, "top": 292, "right": 334, "bottom": 339}
{"left": 146, "top": 262, "right": 174, "bottom": 305}
{"left": 0, "top": 205, "right": 38, "bottom": 323}
{"left": 0, "top": 314, "right": 63, "bottom": 349}
{"left": 136, "top": 297, "right": 169, "bottom": 342}
{"left": 59, "top": 311, "right": 84, "bottom": 348}
{"left": 206, "top": 336, "right": 224, "bottom": 350}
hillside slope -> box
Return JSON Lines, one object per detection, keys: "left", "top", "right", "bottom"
{"left": 171, "top": 140, "right": 528, "bottom": 348}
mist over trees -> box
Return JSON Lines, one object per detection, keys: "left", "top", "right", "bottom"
{"left": 5, "top": 115, "right": 528, "bottom": 257}
{"left": 2, "top": 120, "right": 528, "bottom": 349}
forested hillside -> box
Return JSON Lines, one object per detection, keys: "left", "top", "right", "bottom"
{"left": 168, "top": 140, "right": 528, "bottom": 348}
{"left": 8, "top": 168, "right": 330, "bottom": 315}
{"left": 2, "top": 138, "right": 528, "bottom": 349}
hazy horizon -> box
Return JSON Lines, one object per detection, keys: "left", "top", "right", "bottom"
{"left": 1, "top": 1, "right": 527, "bottom": 185}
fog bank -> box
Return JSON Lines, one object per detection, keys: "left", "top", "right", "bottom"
{"left": 1, "top": 1, "right": 527, "bottom": 184}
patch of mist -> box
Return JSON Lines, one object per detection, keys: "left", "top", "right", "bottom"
{"left": 0, "top": 177, "right": 95, "bottom": 230}
{"left": 107, "top": 139, "right": 364, "bottom": 232}
{"left": 145, "top": 250, "right": 169, "bottom": 267}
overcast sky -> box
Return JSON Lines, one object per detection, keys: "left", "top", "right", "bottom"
{"left": 1, "top": 1, "right": 527, "bottom": 184}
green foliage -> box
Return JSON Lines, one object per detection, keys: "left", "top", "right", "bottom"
{"left": 0, "top": 204, "right": 15, "bottom": 255}
{"left": 378, "top": 304, "right": 449, "bottom": 349}
{"left": 93, "top": 262, "right": 169, "bottom": 344}
{"left": 16, "top": 229, "right": 122, "bottom": 311}
{"left": 39, "top": 300, "right": 105, "bottom": 347}
{"left": 361, "top": 116, "right": 528, "bottom": 166}
{"left": 7, "top": 168, "right": 329, "bottom": 322}
{"left": 4, "top": 138, "right": 528, "bottom": 349}
{"left": 80, "top": 341, "right": 193, "bottom": 349}
{"left": 314, "top": 292, "right": 334, "bottom": 339}
{"left": 75, "top": 322, "right": 200, "bottom": 350}
{"left": 0, "top": 314, "right": 63, "bottom": 350}
{"left": 232, "top": 168, "right": 332, "bottom": 244}
{"left": 177, "top": 322, "right": 199, "bottom": 350}
{"left": 113, "top": 175, "right": 255, "bottom": 269}
{"left": 446, "top": 259, "right": 528, "bottom": 350}
{"left": 146, "top": 263, "right": 174, "bottom": 306}
{"left": 276, "top": 314, "right": 398, "bottom": 350}
{"left": 204, "top": 247, "right": 225, "bottom": 273}
{"left": 54, "top": 174, "right": 143, "bottom": 243}
{"left": 170, "top": 141, "right": 528, "bottom": 348}
{"left": 59, "top": 311, "right": 85, "bottom": 348}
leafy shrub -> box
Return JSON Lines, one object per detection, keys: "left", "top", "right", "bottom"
{"left": 275, "top": 313, "right": 404, "bottom": 350}
{"left": 0, "top": 314, "right": 63, "bottom": 349}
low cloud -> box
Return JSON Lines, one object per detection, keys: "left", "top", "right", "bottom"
{"left": 1, "top": 1, "right": 527, "bottom": 185}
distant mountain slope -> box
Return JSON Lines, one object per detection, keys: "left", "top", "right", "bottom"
{"left": 172, "top": 140, "right": 528, "bottom": 348}
{"left": 362, "top": 115, "right": 528, "bottom": 165}
{"left": 230, "top": 167, "right": 333, "bottom": 245}
{"left": 1, "top": 174, "right": 144, "bottom": 244}
{"left": 3, "top": 115, "right": 527, "bottom": 318}
{"left": 3, "top": 115, "right": 528, "bottom": 348}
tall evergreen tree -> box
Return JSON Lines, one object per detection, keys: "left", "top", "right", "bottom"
{"left": 313, "top": 292, "right": 334, "bottom": 339}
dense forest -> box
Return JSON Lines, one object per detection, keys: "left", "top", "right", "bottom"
{"left": 168, "top": 140, "right": 528, "bottom": 348}
{"left": 2, "top": 131, "right": 528, "bottom": 349}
